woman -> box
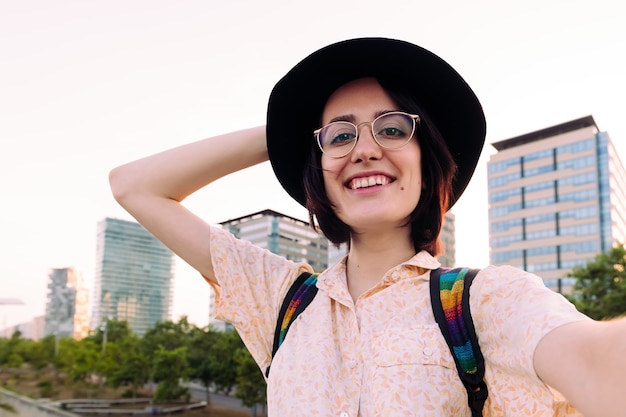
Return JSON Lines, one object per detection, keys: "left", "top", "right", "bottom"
{"left": 110, "top": 38, "right": 626, "bottom": 416}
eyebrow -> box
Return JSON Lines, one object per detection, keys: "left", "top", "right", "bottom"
{"left": 327, "top": 109, "right": 399, "bottom": 124}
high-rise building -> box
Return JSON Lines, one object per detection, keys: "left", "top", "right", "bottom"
{"left": 44, "top": 267, "right": 89, "bottom": 339}
{"left": 487, "top": 115, "right": 626, "bottom": 292}
{"left": 91, "top": 217, "right": 175, "bottom": 336}
{"left": 438, "top": 212, "right": 456, "bottom": 267}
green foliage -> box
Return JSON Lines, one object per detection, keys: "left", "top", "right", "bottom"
{"left": 37, "top": 379, "right": 54, "bottom": 397}
{"left": 567, "top": 244, "right": 626, "bottom": 320}
{"left": 87, "top": 319, "right": 134, "bottom": 346}
{"left": 0, "top": 315, "right": 268, "bottom": 408}
{"left": 52, "top": 337, "right": 79, "bottom": 376}
{"left": 210, "top": 330, "right": 244, "bottom": 394}
{"left": 151, "top": 346, "right": 189, "bottom": 402}
{"left": 0, "top": 332, "right": 25, "bottom": 367}
{"left": 71, "top": 339, "right": 100, "bottom": 383}
{"left": 186, "top": 325, "right": 219, "bottom": 403}
{"left": 233, "top": 346, "right": 267, "bottom": 408}
{"left": 6, "top": 353, "right": 23, "bottom": 370}
{"left": 108, "top": 347, "right": 150, "bottom": 397}
{"left": 141, "top": 317, "right": 192, "bottom": 356}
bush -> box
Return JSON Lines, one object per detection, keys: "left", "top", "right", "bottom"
{"left": 37, "top": 379, "right": 54, "bottom": 397}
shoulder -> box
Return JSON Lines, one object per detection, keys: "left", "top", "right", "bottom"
{"left": 471, "top": 265, "right": 552, "bottom": 302}
{"left": 470, "top": 264, "right": 587, "bottom": 345}
{"left": 474, "top": 264, "right": 543, "bottom": 285}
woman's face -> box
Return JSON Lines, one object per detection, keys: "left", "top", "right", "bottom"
{"left": 320, "top": 77, "right": 422, "bottom": 234}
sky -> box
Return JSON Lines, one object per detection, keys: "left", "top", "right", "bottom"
{"left": 1, "top": 0, "right": 625, "bottom": 330}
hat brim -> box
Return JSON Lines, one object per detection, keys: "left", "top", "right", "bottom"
{"left": 267, "top": 37, "right": 486, "bottom": 209}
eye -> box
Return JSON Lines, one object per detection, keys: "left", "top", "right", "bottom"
{"left": 330, "top": 132, "right": 356, "bottom": 145}
{"left": 321, "top": 122, "right": 356, "bottom": 147}
{"left": 377, "top": 126, "right": 405, "bottom": 138}
{"left": 374, "top": 113, "right": 413, "bottom": 140}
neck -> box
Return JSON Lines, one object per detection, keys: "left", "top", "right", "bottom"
{"left": 345, "top": 228, "right": 416, "bottom": 302}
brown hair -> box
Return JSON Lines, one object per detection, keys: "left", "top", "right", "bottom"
{"left": 302, "top": 80, "right": 457, "bottom": 256}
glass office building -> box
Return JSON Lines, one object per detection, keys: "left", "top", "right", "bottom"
{"left": 488, "top": 116, "right": 626, "bottom": 292}
{"left": 91, "top": 217, "right": 175, "bottom": 336}
{"left": 44, "top": 267, "right": 90, "bottom": 339}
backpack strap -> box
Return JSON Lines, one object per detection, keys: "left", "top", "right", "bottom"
{"left": 265, "top": 271, "right": 318, "bottom": 377}
{"left": 430, "top": 267, "right": 487, "bottom": 417}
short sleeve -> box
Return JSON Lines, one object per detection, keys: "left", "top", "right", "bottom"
{"left": 207, "top": 226, "right": 313, "bottom": 371}
{"left": 470, "top": 265, "right": 589, "bottom": 379}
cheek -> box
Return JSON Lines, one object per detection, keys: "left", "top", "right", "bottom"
{"left": 321, "top": 158, "right": 343, "bottom": 201}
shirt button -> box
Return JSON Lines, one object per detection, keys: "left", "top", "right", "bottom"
{"left": 339, "top": 413, "right": 349, "bottom": 417}
{"left": 423, "top": 347, "right": 433, "bottom": 356}
{"left": 346, "top": 360, "right": 357, "bottom": 369}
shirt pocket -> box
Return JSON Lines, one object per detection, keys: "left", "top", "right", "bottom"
{"left": 372, "top": 324, "right": 455, "bottom": 369}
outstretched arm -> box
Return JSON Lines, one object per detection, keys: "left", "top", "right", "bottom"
{"left": 534, "top": 316, "right": 626, "bottom": 417}
{"left": 109, "top": 126, "right": 268, "bottom": 282}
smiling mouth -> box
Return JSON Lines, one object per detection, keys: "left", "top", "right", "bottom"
{"left": 348, "top": 175, "right": 392, "bottom": 190}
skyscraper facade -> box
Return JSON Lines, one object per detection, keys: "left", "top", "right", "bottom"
{"left": 487, "top": 116, "right": 626, "bottom": 292}
{"left": 91, "top": 217, "right": 175, "bottom": 336}
{"left": 438, "top": 212, "right": 456, "bottom": 268}
{"left": 44, "top": 267, "right": 89, "bottom": 339}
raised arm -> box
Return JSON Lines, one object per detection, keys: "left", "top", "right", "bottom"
{"left": 109, "top": 126, "right": 268, "bottom": 282}
{"left": 534, "top": 316, "right": 626, "bottom": 417}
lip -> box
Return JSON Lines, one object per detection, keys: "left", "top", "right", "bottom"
{"left": 344, "top": 171, "right": 396, "bottom": 191}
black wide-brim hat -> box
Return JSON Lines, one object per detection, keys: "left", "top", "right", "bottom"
{"left": 266, "top": 37, "right": 486, "bottom": 209}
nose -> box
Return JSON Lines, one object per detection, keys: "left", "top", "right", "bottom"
{"left": 351, "top": 123, "right": 382, "bottom": 162}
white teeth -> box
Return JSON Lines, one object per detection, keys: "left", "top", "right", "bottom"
{"left": 350, "top": 175, "right": 390, "bottom": 190}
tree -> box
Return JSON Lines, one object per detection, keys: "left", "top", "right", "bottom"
{"left": 140, "top": 317, "right": 193, "bottom": 386}
{"left": 567, "top": 244, "right": 626, "bottom": 320}
{"left": 108, "top": 347, "right": 151, "bottom": 398}
{"left": 87, "top": 319, "right": 134, "bottom": 346}
{"left": 53, "top": 337, "right": 79, "bottom": 380}
{"left": 152, "top": 345, "right": 190, "bottom": 402}
{"left": 186, "top": 325, "right": 219, "bottom": 404}
{"left": 233, "top": 346, "right": 267, "bottom": 411}
{"left": 71, "top": 339, "right": 100, "bottom": 384}
{"left": 210, "top": 330, "right": 244, "bottom": 394}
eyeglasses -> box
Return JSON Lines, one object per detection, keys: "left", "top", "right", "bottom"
{"left": 314, "top": 111, "right": 420, "bottom": 158}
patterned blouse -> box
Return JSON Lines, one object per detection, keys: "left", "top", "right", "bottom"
{"left": 207, "top": 226, "right": 588, "bottom": 416}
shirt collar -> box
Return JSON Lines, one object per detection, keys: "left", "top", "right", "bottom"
{"left": 317, "top": 250, "right": 441, "bottom": 292}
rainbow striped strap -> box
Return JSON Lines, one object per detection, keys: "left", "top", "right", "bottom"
{"left": 267, "top": 272, "right": 318, "bottom": 377}
{"left": 430, "top": 267, "right": 487, "bottom": 417}
{"left": 438, "top": 268, "right": 478, "bottom": 373}
{"left": 278, "top": 273, "right": 319, "bottom": 346}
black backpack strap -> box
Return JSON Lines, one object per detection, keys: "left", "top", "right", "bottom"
{"left": 265, "top": 271, "right": 318, "bottom": 377}
{"left": 430, "top": 267, "right": 487, "bottom": 417}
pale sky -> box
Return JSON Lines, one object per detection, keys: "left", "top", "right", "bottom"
{"left": 1, "top": 0, "right": 625, "bottom": 330}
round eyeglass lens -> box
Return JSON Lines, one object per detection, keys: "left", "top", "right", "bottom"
{"left": 371, "top": 112, "right": 415, "bottom": 148}
{"left": 318, "top": 122, "right": 358, "bottom": 157}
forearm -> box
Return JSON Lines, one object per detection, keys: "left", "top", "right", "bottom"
{"left": 110, "top": 125, "right": 268, "bottom": 205}
{"left": 583, "top": 317, "right": 626, "bottom": 417}
{"left": 535, "top": 317, "right": 626, "bottom": 417}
